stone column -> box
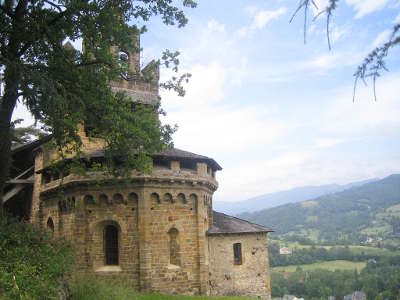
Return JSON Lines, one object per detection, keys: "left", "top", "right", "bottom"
{"left": 196, "top": 191, "right": 209, "bottom": 295}
{"left": 138, "top": 187, "right": 152, "bottom": 291}
{"left": 73, "top": 195, "right": 90, "bottom": 272}
{"left": 30, "top": 149, "right": 43, "bottom": 225}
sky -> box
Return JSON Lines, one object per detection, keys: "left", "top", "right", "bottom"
{"left": 13, "top": 0, "right": 400, "bottom": 203}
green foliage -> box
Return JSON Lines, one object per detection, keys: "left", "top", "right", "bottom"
{"left": 0, "top": 0, "right": 197, "bottom": 201}
{"left": 272, "top": 260, "right": 367, "bottom": 273}
{"left": 271, "top": 256, "right": 400, "bottom": 299}
{"left": 240, "top": 175, "right": 400, "bottom": 245}
{"left": 0, "top": 213, "right": 73, "bottom": 299}
{"left": 268, "top": 242, "right": 397, "bottom": 267}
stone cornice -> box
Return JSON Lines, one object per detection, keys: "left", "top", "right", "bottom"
{"left": 39, "top": 170, "right": 218, "bottom": 198}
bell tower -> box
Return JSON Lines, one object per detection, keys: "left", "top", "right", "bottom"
{"left": 110, "top": 34, "right": 160, "bottom": 107}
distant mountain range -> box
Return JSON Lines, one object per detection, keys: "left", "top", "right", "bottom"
{"left": 238, "top": 174, "right": 400, "bottom": 244}
{"left": 214, "top": 178, "right": 378, "bottom": 215}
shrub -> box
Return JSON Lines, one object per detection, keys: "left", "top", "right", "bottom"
{"left": 0, "top": 213, "right": 73, "bottom": 299}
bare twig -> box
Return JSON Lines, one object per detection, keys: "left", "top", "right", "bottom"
{"left": 290, "top": 0, "right": 318, "bottom": 44}
{"left": 43, "top": 0, "right": 66, "bottom": 13}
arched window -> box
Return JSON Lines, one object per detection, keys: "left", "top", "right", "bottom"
{"left": 189, "top": 193, "right": 198, "bottom": 210}
{"left": 84, "top": 194, "right": 95, "bottom": 205}
{"left": 164, "top": 193, "right": 173, "bottom": 203}
{"left": 104, "top": 225, "right": 119, "bottom": 265}
{"left": 168, "top": 228, "right": 180, "bottom": 266}
{"left": 189, "top": 193, "right": 197, "bottom": 203}
{"left": 177, "top": 193, "right": 186, "bottom": 204}
{"left": 113, "top": 193, "right": 124, "bottom": 204}
{"left": 47, "top": 217, "right": 54, "bottom": 233}
{"left": 128, "top": 192, "right": 138, "bottom": 202}
{"left": 118, "top": 50, "right": 130, "bottom": 80}
{"left": 151, "top": 193, "right": 160, "bottom": 204}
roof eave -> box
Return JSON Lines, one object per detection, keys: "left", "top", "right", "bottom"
{"left": 207, "top": 230, "right": 274, "bottom": 236}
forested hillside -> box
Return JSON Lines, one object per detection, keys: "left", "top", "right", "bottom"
{"left": 240, "top": 175, "right": 400, "bottom": 245}
{"left": 214, "top": 178, "right": 377, "bottom": 215}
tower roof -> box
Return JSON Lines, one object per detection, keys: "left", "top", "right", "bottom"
{"left": 11, "top": 136, "right": 222, "bottom": 171}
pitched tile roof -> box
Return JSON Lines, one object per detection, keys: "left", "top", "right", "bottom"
{"left": 207, "top": 211, "right": 273, "bottom": 235}
{"left": 11, "top": 136, "right": 222, "bottom": 171}
{"left": 155, "top": 148, "right": 222, "bottom": 170}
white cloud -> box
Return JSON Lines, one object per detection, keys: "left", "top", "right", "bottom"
{"left": 372, "top": 29, "right": 392, "bottom": 48}
{"left": 394, "top": 12, "right": 400, "bottom": 23}
{"left": 345, "top": 0, "right": 390, "bottom": 18}
{"left": 151, "top": 5, "right": 400, "bottom": 203}
{"left": 298, "top": 53, "right": 341, "bottom": 70}
{"left": 296, "top": 52, "right": 360, "bottom": 73}
{"left": 295, "top": 49, "right": 365, "bottom": 74}
{"left": 311, "top": 0, "right": 329, "bottom": 15}
{"left": 161, "top": 62, "right": 292, "bottom": 159}
{"left": 315, "top": 138, "right": 345, "bottom": 148}
{"left": 207, "top": 20, "right": 225, "bottom": 33}
{"left": 237, "top": 7, "right": 287, "bottom": 37}
{"left": 330, "top": 25, "right": 351, "bottom": 44}
{"left": 210, "top": 73, "right": 400, "bottom": 202}
{"left": 251, "top": 7, "right": 287, "bottom": 30}
{"left": 321, "top": 73, "right": 400, "bottom": 136}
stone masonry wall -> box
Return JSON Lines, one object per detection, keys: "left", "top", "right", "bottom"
{"left": 39, "top": 187, "right": 141, "bottom": 288}
{"left": 36, "top": 163, "right": 216, "bottom": 294}
{"left": 208, "top": 233, "right": 271, "bottom": 299}
{"left": 148, "top": 187, "right": 203, "bottom": 295}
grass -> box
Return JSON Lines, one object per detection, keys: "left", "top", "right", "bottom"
{"left": 387, "top": 204, "right": 400, "bottom": 213}
{"left": 271, "top": 260, "right": 366, "bottom": 273}
{"left": 347, "top": 245, "right": 397, "bottom": 257}
{"left": 138, "top": 295, "right": 252, "bottom": 300}
{"left": 70, "top": 275, "right": 252, "bottom": 300}
{"left": 280, "top": 242, "right": 397, "bottom": 257}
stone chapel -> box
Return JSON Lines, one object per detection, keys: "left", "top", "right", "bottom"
{"left": 4, "top": 34, "right": 272, "bottom": 298}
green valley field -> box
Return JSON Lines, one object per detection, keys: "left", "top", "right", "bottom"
{"left": 272, "top": 260, "right": 366, "bottom": 273}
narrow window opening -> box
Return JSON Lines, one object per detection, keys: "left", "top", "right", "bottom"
{"left": 151, "top": 192, "right": 160, "bottom": 204}
{"left": 113, "top": 193, "right": 124, "bottom": 204}
{"left": 47, "top": 217, "right": 54, "bottom": 233}
{"left": 233, "top": 243, "right": 242, "bottom": 265}
{"left": 128, "top": 192, "right": 138, "bottom": 202}
{"left": 118, "top": 50, "right": 130, "bottom": 80}
{"left": 153, "top": 158, "right": 170, "bottom": 169}
{"left": 104, "top": 225, "right": 119, "bottom": 265}
{"left": 84, "top": 194, "right": 95, "bottom": 205}
{"left": 164, "top": 193, "right": 173, "bottom": 203}
{"left": 177, "top": 193, "right": 186, "bottom": 204}
{"left": 207, "top": 165, "right": 211, "bottom": 175}
{"left": 180, "top": 160, "right": 197, "bottom": 171}
{"left": 168, "top": 228, "right": 180, "bottom": 266}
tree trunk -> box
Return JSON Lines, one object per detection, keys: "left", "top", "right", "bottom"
{"left": 0, "top": 0, "right": 29, "bottom": 209}
{"left": 0, "top": 65, "right": 20, "bottom": 209}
